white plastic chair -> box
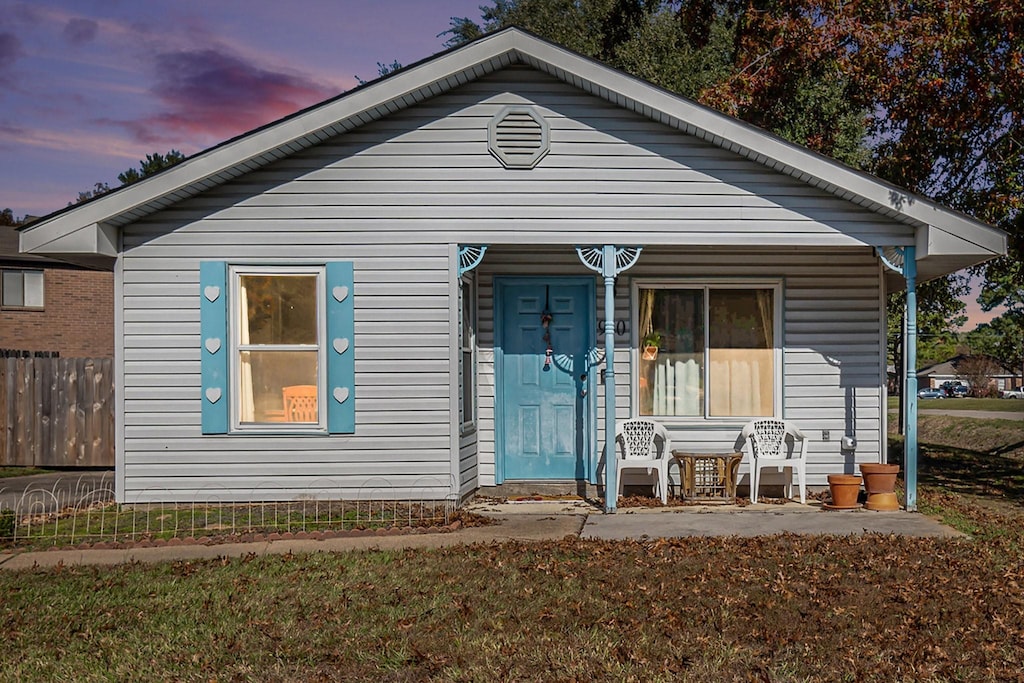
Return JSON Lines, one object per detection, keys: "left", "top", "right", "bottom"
{"left": 741, "top": 419, "right": 808, "bottom": 504}
{"left": 615, "top": 418, "right": 672, "bottom": 505}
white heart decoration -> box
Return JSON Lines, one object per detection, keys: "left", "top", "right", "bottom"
{"left": 332, "top": 387, "right": 350, "bottom": 404}
{"left": 332, "top": 338, "right": 350, "bottom": 354}
{"left": 203, "top": 286, "right": 220, "bottom": 302}
{"left": 205, "top": 387, "right": 222, "bottom": 404}
{"left": 204, "top": 337, "right": 221, "bottom": 354}
{"left": 332, "top": 285, "right": 349, "bottom": 302}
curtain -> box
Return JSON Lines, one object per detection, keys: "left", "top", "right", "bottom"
{"left": 638, "top": 289, "right": 655, "bottom": 341}
{"left": 756, "top": 289, "right": 773, "bottom": 348}
{"left": 239, "top": 282, "right": 255, "bottom": 422}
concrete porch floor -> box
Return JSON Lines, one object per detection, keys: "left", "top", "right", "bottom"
{"left": 464, "top": 498, "right": 963, "bottom": 539}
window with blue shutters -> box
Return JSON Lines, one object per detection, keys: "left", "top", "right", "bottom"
{"left": 200, "top": 261, "right": 355, "bottom": 435}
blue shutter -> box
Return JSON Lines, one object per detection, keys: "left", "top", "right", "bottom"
{"left": 326, "top": 262, "right": 355, "bottom": 433}
{"left": 200, "top": 261, "right": 229, "bottom": 434}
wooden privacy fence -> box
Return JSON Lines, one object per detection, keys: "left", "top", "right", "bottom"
{"left": 0, "top": 357, "right": 114, "bottom": 467}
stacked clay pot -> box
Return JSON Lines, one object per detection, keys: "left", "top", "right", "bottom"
{"left": 859, "top": 463, "right": 901, "bottom": 511}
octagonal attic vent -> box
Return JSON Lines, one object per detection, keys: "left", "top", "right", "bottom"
{"left": 488, "top": 106, "right": 550, "bottom": 169}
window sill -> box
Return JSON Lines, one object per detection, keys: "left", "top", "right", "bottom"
{"left": 230, "top": 426, "right": 329, "bottom": 436}
{"left": 639, "top": 417, "right": 778, "bottom": 429}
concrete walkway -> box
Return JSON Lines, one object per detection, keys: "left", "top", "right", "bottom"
{"left": 0, "top": 499, "right": 960, "bottom": 571}
{"left": 918, "top": 408, "right": 1024, "bottom": 420}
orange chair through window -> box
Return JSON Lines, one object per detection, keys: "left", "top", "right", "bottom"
{"left": 282, "top": 385, "right": 318, "bottom": 423}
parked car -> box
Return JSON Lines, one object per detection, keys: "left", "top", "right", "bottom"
{"left": 918, "top": 387, "right": 945, "bottom": 399}
{"left": 940, "top": 380, "right": 969, "bottom": 397}
{"left": 1000, "top": 388, "right": 1024, "bottom": 399}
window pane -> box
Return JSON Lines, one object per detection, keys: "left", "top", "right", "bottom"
{"left": 239, "top": 350, "right": 318, "bottom": 424}
{"left": 637, "top": 288, "right": 704, "bottom": 416}
{"left": 240, "top": 275, "right": 317, "bottom": 345}
{"left": 2, "top": 271, "right": 23, "bottom": 306}
{"left": 708, "top": 289, "right": 774, "bottom": 417}
{"left": 23, "top": 271, "right": 44, "bottom": 307}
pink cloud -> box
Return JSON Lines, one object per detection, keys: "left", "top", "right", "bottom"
{"left": 112, "top": 47, "right": 337, "bottom": 145}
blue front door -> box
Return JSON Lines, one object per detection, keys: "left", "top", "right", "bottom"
{"left": 497, "top": 278, "right": 593, "bottom": 480}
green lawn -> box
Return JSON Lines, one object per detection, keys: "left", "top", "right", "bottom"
{"left": 1, "top": 420, "right": 1023, "bottom": 681}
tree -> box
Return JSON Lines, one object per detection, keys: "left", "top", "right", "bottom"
{"left": 73, "top": 150, "right": 186, "bottom": 204}
{"left": 115, "top": 150, "right": 186, "bottom": 186}
{"left": 956, "top": 356, "right": 1001, "bottom": 398}
{"left": 355, "top": 60, "right": 403, "bottom": 86}
{"left": 1, "top": 208, "right": 21, "bottom": 226}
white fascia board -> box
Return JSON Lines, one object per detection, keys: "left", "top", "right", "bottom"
{"left": 21, "top": 222, "right": 117, "bottom": 257}
{"left": 917, "top": 223, "right": 1006, "bottom": 260}
{"left": 20, "top": 31, "right": 522, "bottom": 256}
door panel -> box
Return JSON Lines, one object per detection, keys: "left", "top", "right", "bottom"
{"left": 499, "top": 280, "right": 591, "bottom": 480}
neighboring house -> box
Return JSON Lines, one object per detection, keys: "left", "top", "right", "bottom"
{"left": 1, "top": 223, "right": 113, "bottom": 358}
{"left": 918, "top": 355, "right": 1022, "bottom": 393}
{"left": 18, "top": 29, "right": 1006, "bottom": 504}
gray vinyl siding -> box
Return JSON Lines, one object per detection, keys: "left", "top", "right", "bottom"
{"left": 118, "top": 65, "right": 898, "bottom": 501}
{"left": 459, "top": 430, "right": 479, "bottom": 499}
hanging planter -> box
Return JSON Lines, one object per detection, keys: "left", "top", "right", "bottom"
{"left": 641, "top": 331, "right": 662, "bottom": 361}
{"left": 860, "top": 463, "right": 901, "bottom": 511}
{"left": 824, "top": 474, "right": 862, "bottom": 510}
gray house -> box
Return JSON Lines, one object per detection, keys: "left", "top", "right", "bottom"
{"left": 20, "top": 29, "right": 1006, "bottom": 504}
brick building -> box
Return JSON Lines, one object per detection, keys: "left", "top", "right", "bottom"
{"left": 0, "top": 224, "right": 113, "bottom": 358}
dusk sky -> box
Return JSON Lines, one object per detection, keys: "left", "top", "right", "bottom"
{"left": 0, "top": 1, "right": 1000, "bottom": 327}
{"left": 0, "top": 0, "right": 483, "bottom": 217}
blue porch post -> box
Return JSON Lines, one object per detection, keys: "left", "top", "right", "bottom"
{"left": 601, "top": 246, "right": 618, "bottom": 513}
{"left": 878, "top": 245, "right": 918, "bottom": 512}
{"left": 575, "top": 245, "right": 642, "bottom": 514}
{"left": 904, "top": 246, "right": 919, "bottom": 511}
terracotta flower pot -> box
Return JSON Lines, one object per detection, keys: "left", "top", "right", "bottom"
{"left": 825, "top": 474, "right": 862, "bottom": 510}
{"left": 859, "top": 463, "right": 900, "bottom": 494}
{"left": 859, "top": 463, "right": 901, "bottom": 511}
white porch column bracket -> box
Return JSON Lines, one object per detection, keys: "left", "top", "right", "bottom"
{"left": 457, "top": 245, "right": 488, "bottom": 278}
{"left": 576, "top": 246, "right": 643, "bottom": 514}
{"left": 876, "top": 245, "right": 919, "bottom": 512}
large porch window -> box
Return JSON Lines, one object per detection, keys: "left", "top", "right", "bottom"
{"left": 634, "top": 281, "right": 780, "bottom": 419}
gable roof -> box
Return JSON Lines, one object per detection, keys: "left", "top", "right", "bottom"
{"left": 20, "top": 27, "right": 1007, "bottom": 279}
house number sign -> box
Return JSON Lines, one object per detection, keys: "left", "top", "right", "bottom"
{"left": 598, "top": 320, "right": 629, "bottom": 337}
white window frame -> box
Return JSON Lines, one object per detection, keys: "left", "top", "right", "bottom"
{"left": 631, "top": 279, "right": 783, "bottom": 422}
{"left": 1, "top": 268, "right": 45, "bottom": 309}
{"left": 229, "top": 265, "right": 327, "bottom": 433}
{"left": 459, "top": 274, "right": 478, "bottom": 433}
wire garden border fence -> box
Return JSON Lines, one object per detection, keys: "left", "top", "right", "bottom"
{"left": 0, "top": 473, "right": 459, "bottom": 550}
